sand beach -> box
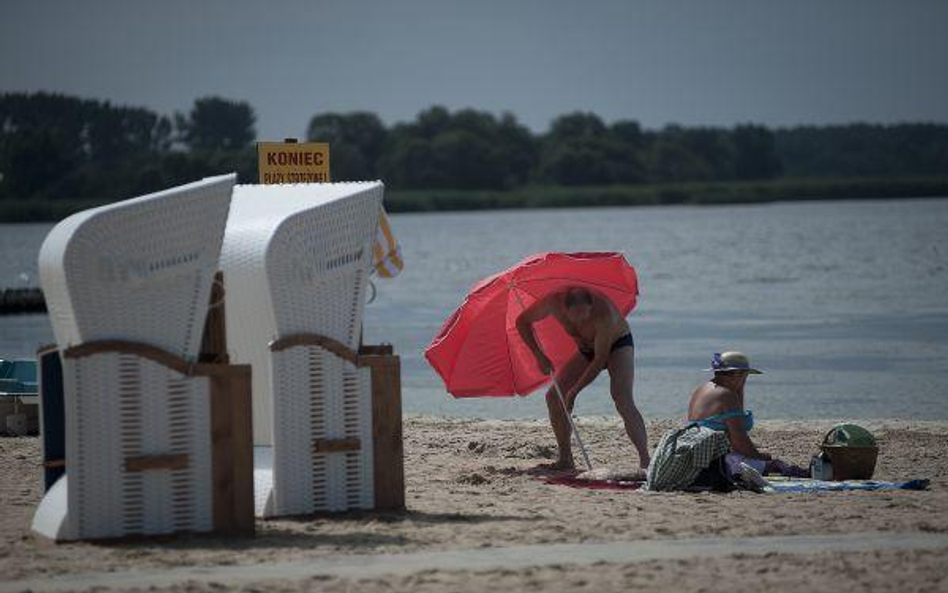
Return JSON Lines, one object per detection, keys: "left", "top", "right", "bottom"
{"left": 4, "top": 3, "right": 948, "bottom": 592}
{"left": 1, "top": 416, "right": 946, "bottom": 592}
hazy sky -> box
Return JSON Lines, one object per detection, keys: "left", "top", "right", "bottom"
{"left": 2, "top": 1, "right": 947, "bottom": 140}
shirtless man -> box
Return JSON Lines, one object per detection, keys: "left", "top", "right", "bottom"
{"left": 516, "top": 286, "right": 650, "bottom": 470}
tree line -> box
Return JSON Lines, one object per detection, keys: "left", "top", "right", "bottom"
{"left": 1, "top": 92, "right": 947, "bottom": 205}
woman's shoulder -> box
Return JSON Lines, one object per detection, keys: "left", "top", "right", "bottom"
{"left": 689, "top": 382, "right": 741, "bottom": 416}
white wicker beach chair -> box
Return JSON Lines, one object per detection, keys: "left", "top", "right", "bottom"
{"left": 220, "top": 182, "right": 383, "bottom": 517}
{"left": 31, "top": 174, "right": 235, "bottom": 541}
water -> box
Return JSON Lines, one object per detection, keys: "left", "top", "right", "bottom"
{"left": 2, "top": 199, "right": 948, "bottom": 420}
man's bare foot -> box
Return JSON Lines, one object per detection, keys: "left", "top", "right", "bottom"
{"left": 537, "top": 458, "right": 575, "bottom": 471}
{"left": 578, "top": 467, "right": 646, "bottom": 481}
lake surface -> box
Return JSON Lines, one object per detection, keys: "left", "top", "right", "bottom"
{"left": 3, "top": 198, "right": 948, "bottom": 420}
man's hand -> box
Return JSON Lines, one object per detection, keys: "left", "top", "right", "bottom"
{"left": 535, "top": 351, "right": 554, "bottom": 375}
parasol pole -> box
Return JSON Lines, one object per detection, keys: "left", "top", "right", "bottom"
{"left": 549, "top": 371, "right": 593, "bottom": 471}
{"left": 511, "top": 282, "right": 593, "bottom": 471}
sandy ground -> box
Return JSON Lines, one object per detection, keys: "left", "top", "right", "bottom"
{"left": 1, "top": 416, "right": 947, "bottom": 591}
{"left": 108, "top": 550, "right": 948, "bottom": 593}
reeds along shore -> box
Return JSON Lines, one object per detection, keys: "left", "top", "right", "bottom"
{"left": 1, "top": 176, "right": 946, "bottom": 223}
{"left": 383, "top": 176, "right": 948, "bottom": 213}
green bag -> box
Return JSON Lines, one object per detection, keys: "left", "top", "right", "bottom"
{"left": 823, "top": 423, "right": 877, "bottom": 448}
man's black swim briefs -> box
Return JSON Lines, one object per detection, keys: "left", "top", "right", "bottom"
{"left": 579, "top": 333, "right": 635, "bottom": 361}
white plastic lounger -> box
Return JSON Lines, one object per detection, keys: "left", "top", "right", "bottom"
{"left": 32, "top": 174, "right": 235, "bottom": 541}
{"left": 220, "top": 182, "right": 383, "bottom": 517}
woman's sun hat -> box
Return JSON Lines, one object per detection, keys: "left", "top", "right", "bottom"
{"left": 706, "top": 351, "right": 762, "bottom": 374}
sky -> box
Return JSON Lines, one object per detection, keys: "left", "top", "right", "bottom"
{"left": 2, "top": 0, "right": 947, "bottom": 140}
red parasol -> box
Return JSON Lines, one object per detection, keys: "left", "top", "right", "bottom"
{"left": 424, "top": 252, "right": 639, "bottom": 397}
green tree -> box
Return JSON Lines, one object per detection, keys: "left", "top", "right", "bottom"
{"left": 378, "top": 106, "right": 536, "bottom": 189}
{"left": 306, "top": 111, "right": 387, "bottom": 179}
{"left": 732, "top": 124, "right": 781, "bottom": 180}
{"left": 177, "top": 96, "right": 256, "bottom": 151}
{"left": 0, "top": 127, "right": 75, "bottom": 199}
{"left": 607, "top": 120, "right": 648, "bottom": 183}
{"left": 539, "top": 112, "right": 648, "bottom": 185}
{"left": 680, "top": 127, "right": 735, "bottom": 181}
{"left": 380, "top": 135, "right": 442, "bottom": 187}
{"left": 496, "top": 112, "right": 538, "bottom": 187}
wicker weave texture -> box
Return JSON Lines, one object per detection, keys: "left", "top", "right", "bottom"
{"left": 32, "top": 175, "right": 232, "bottom": 540}
{"left": 220, "top": 182, "right": 382, "bottom": 516}
{"left": 38, "top": 175, "right": 235, "bottom": 359}
{"left": 63, "top": 354, "right": 213, "bottom": 539}
{"left": 270, "top": 348, "right": 374, "bottom": 515}
{"left": 221, "top": 182, "right": 383, "bottom": 446}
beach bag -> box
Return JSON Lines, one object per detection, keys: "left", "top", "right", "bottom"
{"left": 645, "top": 424, "right": 730, "bottom": 491}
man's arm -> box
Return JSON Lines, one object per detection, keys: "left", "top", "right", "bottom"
{"left": 516, "top": 295, "right": 557, "bottom": 374}
{"left": 564, "top": 325, "right": 612, "bottom": 399}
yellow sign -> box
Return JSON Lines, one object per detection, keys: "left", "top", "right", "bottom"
{"left": 257, "top": 141, "right": 330, "bottom": 184}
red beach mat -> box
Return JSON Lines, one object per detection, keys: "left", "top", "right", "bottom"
{"left": 529, "top": 467, "right": 645, "bottom": 491}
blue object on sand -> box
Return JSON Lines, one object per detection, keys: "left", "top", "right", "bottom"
{"left": 765, "top": 478, "right": 929, "bottom": 493}
{"left": 0, "top": 358, "right": 38, "bottom": 394}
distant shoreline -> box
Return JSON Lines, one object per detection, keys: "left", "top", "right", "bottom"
{"left": 403, "top": 414, "right": 948, "bottom": 430}
{"left": 384, "top": 176, "right": 948, "bottom": 213}
{"left": 1, "top": 176, "right": 946, "bottom": 222}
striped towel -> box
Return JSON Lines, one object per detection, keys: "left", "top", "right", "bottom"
{"left": 373, "top": 208, "right": 403, "bottom": 278}
{"left": 764, "top": 477, "right": 929, "bottom": 493}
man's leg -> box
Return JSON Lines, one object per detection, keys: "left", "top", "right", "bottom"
{"left": 608, "top": 346, "right": 650, "bottom": 469}
{"left": 544, "top": 353, "right": 587, "bottom": 470}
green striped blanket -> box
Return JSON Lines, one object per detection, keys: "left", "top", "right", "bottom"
{"left": 645, "top": 424, "right": 730, "bottom": 491}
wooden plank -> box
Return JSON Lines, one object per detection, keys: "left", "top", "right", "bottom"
{"left": 210, "top": 364, "right": 254, "bottom": 537}
{"left": 270, "top": 333, "right": 359, "bottom": 365}
{"left": 44, "top": 459, "right": 65, "bottom": 469}
{"left": 313, "top": 437, "right": 362, "bottom": 453}
{"left": 359, "top": 344, "right": 393, "bottom": 356}
{"left": 370, "top": 354, "right": 405, "bottom": 510}
{"left": 199, "top": 272, "right": 229, "bottom": 364}
{"left": 64, "top": 340, "right": 192, "bottom": 375}
{"left": 203, "top": 271, "right": 253, "bottom": 536}
{"left": 63, "top": 339, "right": 244, "bottom": 378}
{"left": 210, "top": 374, "right": 233, "bottom": 533}
{"left": 36, "top": 343, "right": 59, "bottom": 357}
{"left": 125, "top": 453, "right": 189, "bottom": 472}
{"left": 228, "top": 366, "right": 254, "bottom": 535}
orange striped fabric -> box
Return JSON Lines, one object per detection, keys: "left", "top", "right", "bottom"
{"left": 373, "top": 208, "right": 403, "bottom": 278}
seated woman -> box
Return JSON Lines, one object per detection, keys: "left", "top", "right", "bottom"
{"left": 688, "top": 351, "right": 807, "bottom": 479}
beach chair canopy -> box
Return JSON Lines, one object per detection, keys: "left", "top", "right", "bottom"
{"left": 38, "top": 174, "right": 236, "bottom": 360}
{"left": 32, "top": 174, "right": 235, "bottom": 541}
{"left": 221, "top": 181, "right": 383, "bottom": 445}
{"left": 220, "top": 181, "right": 383, "bottom": 516}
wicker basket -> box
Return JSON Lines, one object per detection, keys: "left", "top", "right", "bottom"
{"left": 820, "top": 444, "right": 878, "bottom": 480}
